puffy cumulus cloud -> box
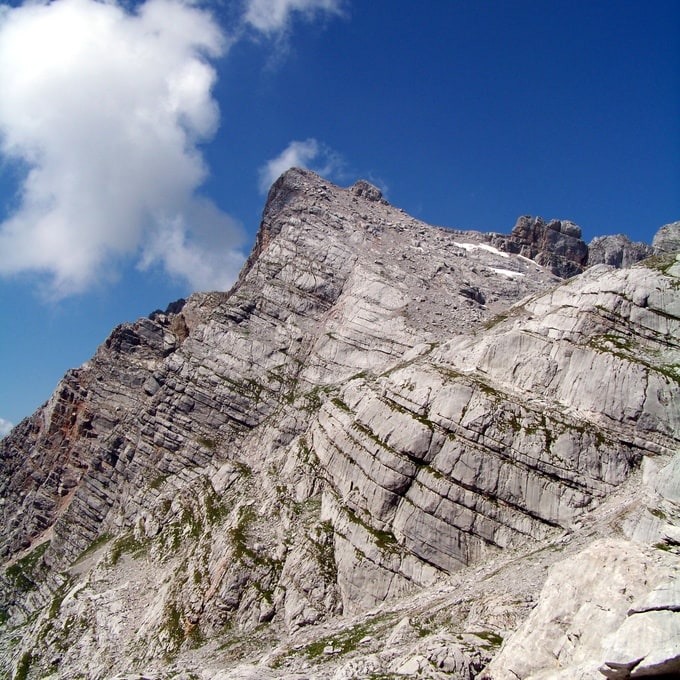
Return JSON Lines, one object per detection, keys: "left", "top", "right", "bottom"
{"left": 139, "top": 198, "right": 245, "bottom": 292}
{"left": 258, "top": 138, "right": 342, "bottom": 193}
{"left": 243, "top": 0, "right": 345, "bottom": 35}
{"left": 0, "top": 417, "right": 13, "bottom": 439}
{"left": 0, "top": 0, "right": 245, "bottom": 298}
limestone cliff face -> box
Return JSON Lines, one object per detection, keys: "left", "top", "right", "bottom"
{"left": 489, "top": 215, "right": 589, "bottom": 278}
{"left": 587, "top": 234, "right": 654, "bottom": 268}
{"left": 1, "top": 169, "right": 678, "bottom": 680}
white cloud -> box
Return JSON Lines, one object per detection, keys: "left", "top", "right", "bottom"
{"left": 243, "top": 0, "right": 345, "bottom": 35}
{"left": 0, "top": 417, "right": 13, "bottom": 438}
{"left": 258, "top": 138, "right": 342, "bottom": 192}
{"left": 139, "top": 198, "right": 245, "bottom": 292}
{"left": 0, "top": 0, "right": 244, "bottom": 298}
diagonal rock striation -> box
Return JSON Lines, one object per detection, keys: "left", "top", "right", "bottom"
{"left": 1, "top": 168, "right": 678, "bottom": 680}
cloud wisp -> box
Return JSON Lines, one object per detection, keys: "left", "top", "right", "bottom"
{"left": 0, "top": 0, "right": 244, "bottom": 297}
{"left": 258, "top": 138, "right": 342, "bottom": 193}
{"left": 243, "top": 0, "right": 345, "bottom": 36}
{"left": 0, "top": 0, "right": 347, "bottom": 298}
{"left": 0, "top": 417, "right": 13, "bottom": 439}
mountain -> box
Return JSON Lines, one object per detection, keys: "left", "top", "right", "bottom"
{"left": 1, "top": 169, "right": 678, "bottom": 680}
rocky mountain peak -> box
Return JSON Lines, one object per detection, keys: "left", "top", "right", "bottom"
{"left": 350, "top": 178, "right": 387, "bottom": 203}
{"left": 494, "top": 214, "right": 589, "bottom": 278}
{"left": 1, "top": 171, "right": 678, "bottom": 680}
{"left": 653, "top": 220, "right": 680, "bottom": 254}
{"left": 588, "top": 233, "right": 654, "bottom": 268}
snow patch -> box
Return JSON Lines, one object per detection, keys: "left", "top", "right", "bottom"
{"left": 454, "top": 242, "right": 509, "bottom": 258}
{"left": 490, "top": 268, "right": 525, "bottom": 278}
{"left": 518, "top": 255, "right": 538, "bottom": 265}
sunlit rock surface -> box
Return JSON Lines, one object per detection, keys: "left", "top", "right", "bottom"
{"left": 1, "top": 169, "right": 678, "bottom": 679}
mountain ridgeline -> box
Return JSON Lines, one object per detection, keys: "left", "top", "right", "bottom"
{"left": 1, "top": 169, "right": 679, "bottom": 679}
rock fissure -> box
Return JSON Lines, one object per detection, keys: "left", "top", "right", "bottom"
{"left": 1, "top": 170, "right": 678, "bottom": 680}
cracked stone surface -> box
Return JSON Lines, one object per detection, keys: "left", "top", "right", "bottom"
{"left": 0, "top": 169, "right": 678, "bottom": 680}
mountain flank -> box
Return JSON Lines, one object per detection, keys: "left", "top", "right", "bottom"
{"left": 1, "top": 168, "right": 679, "bottom": 679}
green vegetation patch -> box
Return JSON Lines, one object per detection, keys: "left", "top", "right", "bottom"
{"left": 343, "top": 506, "right": 399, "bottom": 554}
{"left": 302, "top": 614, "right": 396, "bottom": 660}
{"left": 309, "top": 520, "right": 337, "bottom": 583}
{"left": 297, "top": 436, "right": 319, "bottom": 469}
{"left": 197, "top": 436, "right": 217, "bottom": 450}
{"left": 14, "top": 651, "right": 32, "bottom": 680}
{"left": 75, "top": 533, "right": 113, "bottom": 564}
{"left": 180, "top": 505, "right": 203, "bottom": 539}
{"left": 109, "top": 533, "right": 147, "bottom": 566}
{"left": 483, "top": 312, "right": 508, "bottom": 330}
{"left": 149, "top": 473, "right": 169, "bottom": 490}
{"left": 589, "top": 334, "right": 680, "bottom": 385}
{"left": 234, "top": 461, "right": 253, "bottom": 478}
{"left": 473, "top": 630, "right": 504, "bottom": 649}
{"left": 653, "top": 540, "right": 679, "bottom": 553}
{"left": 331, "top": 396, "right": 352, "bottom": 413}
{"left": 638, "top": 252, "right": 677, "bottom": 275}
{"left": 649, "top": 507, "right": 668, "bottom": 521}
{"left": 382, "top": 394, "right": 435, "bottom": 431}
{"left": 4, "top": 541, "right": 50, "bottom": 593}
{"left": 229, "top": 505, "right": 257, "bottom": 561}
{"left": 204, "top": 490, "right": 230, "bottom": 524}
{"left": 303, "top": 383, "right": 337, "bottom": 414}
{"left": 163, "top": 602, "right": 185, "bottom": 652}
{"left": 187, "top": 620, "right": 205, "bottom": 649}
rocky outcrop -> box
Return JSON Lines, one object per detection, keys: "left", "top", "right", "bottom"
{"left": 483, "top": 427, "right": 680, "bottom": 680}
{"left": 494, "top": 217, "right": 676, "bottom": 274}
{"left": 653, "top": 220, "right": 680, "bottom": 254}
{"left": 312, "top": 258, "right": 679, "bottom": 600}
{"left": 484, "top": 538, "right": 680, "bottom": 679}
{"left": 0, "top": 169, "right": 678, "bottom": 680}
{"left": 0, "top": 312, "right": 183, "bottom": 563}
{"left": 587, "top": 234, "right": 654, "bottom": 268}
{"left": 492, "top": 215, "right": 589, "bottom": 278}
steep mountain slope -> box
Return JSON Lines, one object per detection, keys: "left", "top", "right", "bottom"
{"left": 1, "top": 169, "right": 678, "bottom": 680}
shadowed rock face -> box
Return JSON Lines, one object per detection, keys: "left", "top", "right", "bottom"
{"left": 502, "top": 215, "right": 589, "bottom": 278}
{"left": 0, "top": 168, "right": 678, "bottom": 680}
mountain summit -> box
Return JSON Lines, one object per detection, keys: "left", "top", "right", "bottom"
{"left": 1, "top": 169, "right": 679, "bottom": 679}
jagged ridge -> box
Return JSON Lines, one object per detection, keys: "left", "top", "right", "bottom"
{"left": 1, "top": 169, "right": 678, "bottom": 680}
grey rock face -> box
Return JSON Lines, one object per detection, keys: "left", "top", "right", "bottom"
{"left": 0, "top": 169, "right": 678, "bottom": 680}
{"left": 588, "top": 234, "right": 654, "bottom": 268}
{"left": 350, "top": 179, "right": 386, "bottom": 203}
{"left": 492, "top": 215, "right": 590, "bottom": 278}
{"left": 652, "top": 220, "right": 680, "bottom": 253}
{"left": 314, "top": 260, "right": 679, "bottom": 583}
{"left": 484, "top": 538, "right": 680, "bottom": 680}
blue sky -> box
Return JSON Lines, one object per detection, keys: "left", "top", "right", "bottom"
{"left": 0, "top": 0, "right": 678, "bottom": 433}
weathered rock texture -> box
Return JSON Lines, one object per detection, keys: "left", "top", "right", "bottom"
{"left": 1, "top": 169, "right": 678, "bottom": 680}
{"left": 491, "top": 215, "right": 589, "bottom": 278}
{"left": 652, "top": 220, "right": 680, "bottom": 254}
{"left": 587, "top": 234, "right": 654, "bottom": 268}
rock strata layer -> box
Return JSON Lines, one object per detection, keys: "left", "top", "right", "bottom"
{"left": 491, "top": 215, "right": 589, "bottom": 278}
{"left": 1, "top": 169, "right": 678, "bottom": 680}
